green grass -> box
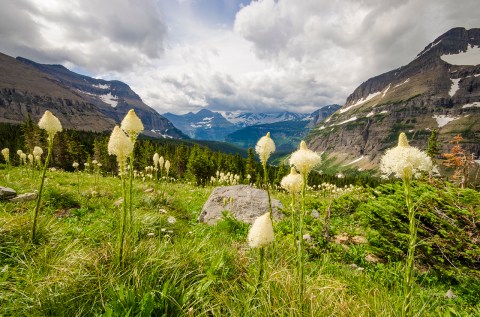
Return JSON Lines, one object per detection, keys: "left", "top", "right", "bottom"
{"left": 0, "top": 167, "right": 479, "bottom": 316}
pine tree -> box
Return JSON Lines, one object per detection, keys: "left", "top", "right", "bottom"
{"left": 426, "top": 129, "right": 440, "bottom": 163}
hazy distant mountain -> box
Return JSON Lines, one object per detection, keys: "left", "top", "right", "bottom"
{"left": 0, "top": 53, "right": 185, "bottom": 138}
{"left": 220, "top": 111, "right": 309, "bottom": 127}
{"left": 307, "top": 27, "right": 480, "bottom": 168}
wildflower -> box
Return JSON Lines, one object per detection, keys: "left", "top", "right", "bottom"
{"left": 281, "top": 167, "right": 303, "bottom": 194}
{"left": 92, "top": 160, "right": 98, "bottom": 165}
{"left": 1, "top": 148, "right": 9, "bottom": 163}
{"left": 33, "top": 146, "right": 43, "bottom": 157}
{"left": 380, "top": 132, "right": 432, "bottom": 180}
{"left": 20, "top": 153, "right": 27, "bottom": 164}
{"left": 255, "top": 132, "right": 276, "bottom": 165}
{"left": 38, "top": 110, "right": 63, "bottom": 138}
{"left": 17, "top": 149, "right": 23, "bottom": 156}
{"left": 153, "top": 153, "right": 160, "bottom": 168}
{"left": 167, "top": 216, "right": 176, "bottom": 224}
{"left": 72, "top": 162, "right": 79, "bottom": 168}
{"left": 248, "top": 212, "right": 274, "bottom": 248}
{"left": 289, "top": 141, "right": 321, "bottom": 176}
{"left": 28, "top": 154, "right": 34, "bottom": 164}
{"left": 165, "top": 160, "right": 171, "bottom": 176}
{"left": 108, "top": 125, "right": 133, "bottom": 170}
{"left": 121, "top": 109, "right": 144, "bottom": 140}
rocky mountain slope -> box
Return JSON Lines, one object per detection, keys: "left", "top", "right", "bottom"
{"left": 0, "top": 53, "right": 184, "bottom": 138}
{"left": 307, "top": 27, "right": 480, "bottom": 168}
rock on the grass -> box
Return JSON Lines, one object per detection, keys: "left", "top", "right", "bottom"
{"left": 0, "top": 186, "right": 16, "bottom": 200}
{"left": 198, "top": 185, "right": 283, "bottom": 225}
{"left": 9, "top": 192, "right": 37, "bottom": 202}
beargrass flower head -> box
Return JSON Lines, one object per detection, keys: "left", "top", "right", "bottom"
{"left": 28, "top": 154, "right": 34, "bottom": 164}
{"left": 121, "top": 109, "right": 144, "bottom": 140}
{"left": 1, "top": 148, "right": 9, "bottom": 162}
{"left": 72, "top": 162, "right": 79, "bottom": 168}
{"left": 33, "top": 146, "right": 43, "bottom": 157}
{"left": 289, "top": 141, "right": 321, "bottom": 176}
{"left": 17, "top": 149, "right": 23, "bottom": 156}
{"left": 20, "top": 153, "right": 27, "bottom": 163}
{"left": 255, "top": 132, "right": 276, "bottom": 165}
{"left": 38, "top": 110, "right": 62, "bottom": 138}
{"left": 153, "top": 153, "right": 159, "bottom": 168}
{"left": 281, "top": 167, "right": 304, "bottom": 194}
{"left": 108, "top": 125, "right": 134, "bottom": 167}
{"left": 380, "top": 132, "right": 433, "bottom": 180}
{"left": 165, "top": 160, "right": 171, "bottom": 175}
{"left": 248, "top": 212, "right": 274, "bottom": 248}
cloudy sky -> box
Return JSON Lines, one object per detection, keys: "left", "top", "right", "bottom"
{"left": 0, "top": 0, "right": 478, "bottom": 114}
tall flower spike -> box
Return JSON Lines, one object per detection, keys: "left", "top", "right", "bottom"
{"left": 108, "top": 125, "right": 134, "bottom": 166}
{"left": 165, "top": 160, "right": 171, "bottom": 175}
{"left": 255, "top": 132, "right": 276, "bottom": 165}
{"left": 1, "top": 148, "right": 9, "bottom": 162}
{"left": 153, "top": 153, "right": 159, "bottom": 168}
{"left": 248, "top": 212, "right": 274, "bottom": 248}
{"left": 289, "top": 141, "right": 321, "bottom": 175}
{"left": 121, "top": 109, "right": 144, "bottom": 139}
{"left": 281, "top": 167, "right": 303, "bottom": 194}
{"left": 380, "top": 132, "right": 432, "bottom": 180}
{"left": 38, "top": 110, "right": 62, "bottom": 137}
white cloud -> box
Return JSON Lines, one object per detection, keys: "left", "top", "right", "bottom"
{"left": 0, "top": 0, "right": 479, "bottom": 114}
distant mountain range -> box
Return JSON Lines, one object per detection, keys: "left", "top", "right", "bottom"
{"left": 307, "top": 27, "right": 480, "bottom": 168}
{"left": 0, "top": 53, "right": 185, "bottom": 138}
{"left": 163, "top": 106, "right": 340, "bottom": 151}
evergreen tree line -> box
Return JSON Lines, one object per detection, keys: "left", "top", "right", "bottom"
{"left": 0, "top": 119, "right": 381, "bottom": 188}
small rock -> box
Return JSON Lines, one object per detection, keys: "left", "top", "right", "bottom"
{"left": 144, "top": 188, "right": 154, "bottom": 193}
{"left": 365, "top": 253, "right": 382, "bottom": 264}
{"left": 9, "top": 192, "right": 37, "bottom": 202}
{"left": 167, "top": 216, "right": 176, "bottom": 224}
{"left": 351, "top": 236, "right": 368, "bottom": 244}
{"left": 311, "top": 209, "right": 320, "bottom": 219}
{"left": 0, "top": 186, "right": 16, "bottom": 200}
{"left": 334, "top": 233, "right": 349, "bottom": 244}
{"left": 445, "top": 289, "right": 457, "bottom": 299}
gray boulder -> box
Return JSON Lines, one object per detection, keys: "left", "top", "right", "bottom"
{"left": 199, "top": 185, "right": 283, "bottom": 225}
{"left": 9, "top": 192, "right": 37, "bottom": 202}
{"left": 0, "top": 186, "right": 16, "bottom": 200}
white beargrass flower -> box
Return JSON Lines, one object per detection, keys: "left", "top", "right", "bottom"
{"left": 255, "top": 132, "right": 276, "bottom": 165}
{"left": 153, "top": 153, "right": 159, "bottom": 168}
{"left": 28, "top": 154, "right": 34, "bottom": 164}
{"left": 289, "top": 141, "right": 321, "bottom": 176}
{"left": 1, "top": 148, "right": 9, "bottom": 163}
{"left": 281, "top": 167, "right": 304, "bottom": 193}
{"left": 38, "top": 110, "right": 62, "bottom": 138}
{"left": 17, "top": 149, "right": 23, "bottom": 156}
{"left": 108, "top": 125, "right": 133, "bottom": 169}
{"left": 72, "top": 162, "right": 79, "bottom": 168}
{"left": 20, "top": 153, "right": 27, "bottom": 164}
{"left": 380, "top": 132, "right": 433, "bottom": 180}
{"left": 165, "top": 160, "right": 171, "bottom": 175}
{"left": 33, "top": 146, "right": 43, "bottom": 157}
{"left": 248, "top": 212, "right": 274, "bottom": 248}
{"left": 121, "top": 109, "right": 144, "bottom": 140}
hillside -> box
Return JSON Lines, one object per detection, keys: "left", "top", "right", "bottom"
{"left": 307, "top": 27, "right": 480, "bottom": 167}
{"left": 0, "top": 53, "right": 185, "bottom": 138}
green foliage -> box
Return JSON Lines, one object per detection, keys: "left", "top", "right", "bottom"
{"left": 355, "top": 182, "right": 480, "bottom": 292}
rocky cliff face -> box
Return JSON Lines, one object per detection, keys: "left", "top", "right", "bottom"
{"left": 307, "top": 27, "right": 480, "bottom": 168}
{"left": 0, "top": 53, "right": 185, "bottom": 138}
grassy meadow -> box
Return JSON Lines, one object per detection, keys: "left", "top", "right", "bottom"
{"left": 0, "top": 166, "right": 479, "bottom": 316}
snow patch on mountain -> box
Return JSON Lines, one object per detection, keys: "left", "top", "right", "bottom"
{"left": 340, "top": 91, "right": 381, "bottom": 114}
{"left": 433, "top": 114, "right": 460, "bottom": 128}
{"left": 99, "top": 92, "right": 118, "bottom": 108}
{"left": 93, "top": 83, "right": 109, "bottom": 89}
{"left": 449, "top": 78, "right": 461, "bottom": 97}
{"left": 441, "top": 45, "right": 480, "bottom": 65}
{"left": 462, "top": 102, "right": 480, "bottom": 108}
